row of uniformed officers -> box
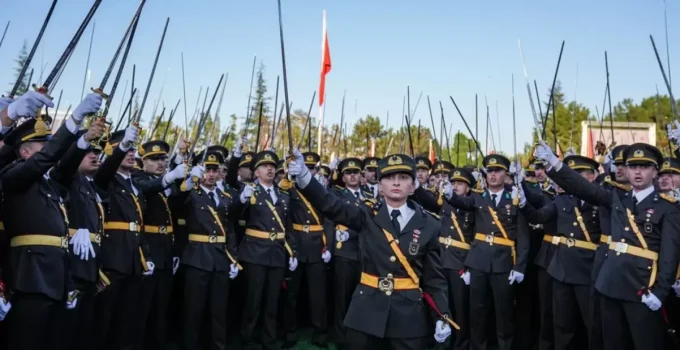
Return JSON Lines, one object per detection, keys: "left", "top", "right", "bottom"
{"left": 0, "top": 90, "right": 680, "bottom": 350}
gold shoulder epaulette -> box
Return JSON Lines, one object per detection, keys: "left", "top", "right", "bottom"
{"left": 472, "top": 188, "right": 484, "bottom": 194}
{"left": 604, "top": 177, "right": 632, "bottom": 191}
{"left": 524, "top": 178, "right": 537, "bottom": 184}
{"left": 278, "top": 178, "right": 294, "bottom": 191}
{"left": 660, "top": 193, "right": 677, "bottom": 203}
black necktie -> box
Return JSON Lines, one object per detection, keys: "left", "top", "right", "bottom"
{"left": 491, "top": 194, "right": 498, "bottom": 207}
{"left": 632, "top": 195, "right": 638, "bottom": 214}
{"left": 208, "top": 192, "right": 217, "bottom": 208}
{"left": 354, "top": 191, "right": 360, "bottom": 199}
{"left": 391, "top": 209, "right": 401, "bottom": 234}
{"left": 267, "top": 189, "right": 274, "bottom": 203}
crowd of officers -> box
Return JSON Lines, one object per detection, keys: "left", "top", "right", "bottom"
{"left": 0, "top": 90, "right": 679, "bottom": 350}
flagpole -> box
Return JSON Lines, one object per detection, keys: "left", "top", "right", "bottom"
{"left": 317, "top": 9, "right": 330, "bottom": 156}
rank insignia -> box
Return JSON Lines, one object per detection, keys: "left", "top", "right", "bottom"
{"left": 409, "top": 241, "right": 420, "bottom": 255}
{"left": 644, "top": 222, "right": 653, "bottom": 233}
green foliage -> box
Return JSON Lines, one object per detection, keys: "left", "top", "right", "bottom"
{"left": 8, "top": 41, "right": 29, "bottom": 96}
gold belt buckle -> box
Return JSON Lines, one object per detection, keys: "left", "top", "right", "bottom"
{"left": 158, "top": 226, "right": 167, "bottom": 234}
{"left": 93, "top": 234, "right": 101, "bottom": 244}
{"left": 566, "top": 238, "right": 576, "bottom": 248}
{"left": 485, "top": 234, "right": 494, "bottom": 245}
{"left": 378, "top": 276, "right": 394, "bottom": 292}
{"left": 302, "top": 225, "right": 310, "bottom": 233}
{"left": 61, "top": 237, "right": 69, "bottom": 249}
{"left": 129, "top": 222, "right": 138, "bottom": 232}
{"left": 443, "top": 236, "right": 452, "bottom": 247}
{"left": 615, "top": 242, "right": 628, "bottom": 254}
{"left": 208, "top": 235, "right": 217, "bottom": 243}
{"left": 269, "top": 232, "right": 278, "bottom": 241}
{"left": 552, "top": 236, "right": 561, "bottom": 245}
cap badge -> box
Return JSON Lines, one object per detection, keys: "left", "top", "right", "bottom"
{"left": 152, "top": 145, "right": 161, "bottom": 152}
{"left": 208, "top": 155, "right": 217, "bottom": 162}
{"left": 306, "top": 155, "right": 314, "bottom": 162}
{"left": 633, "top": 149, "right": 644, "bottom": 158}
{"left": 370, "top": 160, "right": 377, "bottom": 166}
{"left": 454, "top": 170, "right": 461, "bottom": 177}
{"left": 663, "top": 161, "right": 671, "bottom": 169}
{"left": 489, "top": 158, "right": 498, "bottom": 165}
{"left": 264, "top": 153, "right": 272, "bottom": 160}
{"left": 568, "top": 160, "right": 576, "bottom": 167}
{"left": 388, "top": 156, "right": 403, "bottom": 165}
{"left": 348, "top": 160, "right": 356, "bottom": 167}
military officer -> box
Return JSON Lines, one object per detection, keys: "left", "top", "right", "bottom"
{"left": 281, "top": 151, "right": 331, "bottom": 348}
{"left": 290, "top": 151, "right": 454, "bottom": 349}
{"left": 49, "top": 121, "right": 108, "bottom": 350}
{"left": 230, "top": 145, "right": 298, "bottom": 350}
{"left": 1, "top": 92, "right": 102, "bottom": 350}
{"left": 179, "top": 149, "right": 242, "bottom": 350}
{"left": 520, "top": 155, "right": 602, "bottom": 350}
{"left": 414, "top": 167, "right": 477, "bottom": 350}
{"left": 275, "top": 159, "right": 286, "bottom": 184}
{"left": 362, "top": 157, "right": 380, "bottom": 198}
{"left": 432, "top": 160, "right": 454, "bottom": 185}
{"left": 537, "top": 141, "right": 680, "bottom": 350}
{"left": 133, "top": 140, "right": 188, "bottom": 349}
{"left": 414, "top": 156, "right": 432, "bottom": 189}
{"left": 226, "top": 148, "right": 255, "bottom": 189}
{"left": 443, "top": 154, "right": 530, "bottom": 350}
{"left": 328, "top": 158, "right": 373, "bottom": 347}
{"left": 657, "top": 157, "right": 680, "bottom": 194}
{"left": 93, "top": 125, "right": 155, "bottom": 350}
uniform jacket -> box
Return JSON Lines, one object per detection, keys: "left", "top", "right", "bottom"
{"left": 327, "top": 185, "right": 370, "bottom": 261}
{"left": 1, "top": 123, "right": 78, "bottom": 300}
{"left": 521, "top": 193, "right": 601, "bottom": 285}
{"left": 238, "top": 183, "right": 297, "bottom": 268}
{"left": 522, "top": 180, "right": 557, "bottom": 269}
{"left": 549, "top": 165, "right": 680, "bottom": 302}
{"left": 180, "top": 185, "right": 239, "bottom": 272}
{"left": 446, "top": 186, "right": 530, "bottom": 274}
{"left": 50, "top": 143, "right": 105, "bottom": 284}
{"left": 287, "top": 183, "right": 333, "bottom": 263}
{"left": 299, "top": 177, "right": 449, "bottom": 339}
{"left": 413, "top": 186, "right": 475, "bottom": 271}
{"left": 132, "top": 171, "right": 175, "bottom": 270}
{"left": 94, "top": 146, "right": 150, "bottom": 276}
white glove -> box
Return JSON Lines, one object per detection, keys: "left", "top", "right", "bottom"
{"left": 508, "top": 270, "right": 525, "bottom": 285}
{"left": 143, "top": 261, "right": 155, "bottom": 276}
{"left": 515, "top": 160, "right": 524, "bottom": 184}
{"left": 164, "top": 163, "right": 187, "bottom": 183}
{"left": 288, "top": 257, "right": 298, "bottom": 271}
{"left": 472, "top": 170, "right": 481, "bottom": 182}
{"left": 518, "top": 185, "right": 527, "bottom": 207}
{"left": 121, "top": 125, "right": 139, "bottom": 149}
{"left": 66, "top": 291, "right": 79, "bottom": 310}
{"left": 642, "top": 292, "right": 662, "bottom": 311}
{"left": 329, "top": 158, "right": 341, "bottom": 171}
{"left": 72, "top": 93, "right": 103, "bottom": 122}
{"left": 0, "top": 97, "right": 14, "bottom": 113}
{"left": 668, "top": 121, "right": 680, "bottom": 144}
{"left": 509, "top": 161, "right": 517, "bottom": 174}
{"left": 190, "top": 165, "right": 204, "bottom": 179}
{"left": 233, "top": 137, "right": 245, "bottom": 157}
{"left": 240, "top": 184, "right": 256, "bottom": 204}
{"left": 433, "top": 320, "right": 452, "bottom": 343}
{"left": 0, "top": 298, "right": 11, "bottom": 321}
{"left": 322, "top": 250, "right": 331, "bottom": 263}
{"left": 229, "top": 263, "right": 239, "bottom": 279}
{"left": 172, "top": 257, "right": 180, "bottom": 275}
{"left": 7, "top": 90, "right": 54, "bottom": 121}
{"left": 288, "top": 148, "right": 309, "bottom": 179}
{"left": 534, "top": 141, "right": 560, "bottom": 167}
{"left": 442, "top": 181, "right": 453, "bottom": 200}
{"left": 460, "top": 270, "right": 470, "bottom": 285}
{"left": 673, "top": 280, "right": 680, "bottom": 297}
{"left": 335, "top": 230, "right": 349, "bottom": 242}
{"left": 70, "top": 228, "right": 95, "bottom": 261}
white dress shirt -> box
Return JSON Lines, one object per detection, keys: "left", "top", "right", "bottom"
{"left": 387, "top": 203, "right": 414, "bottom": 232}
{"left": 200, "top": 185, "right": 220, "bottom": 206}
{"left": 489, "top": 188, "right": 504, "bottom": 206}
{"left": 260, "top": 183, "right": 277, "bottom": 203}
{"left": 633, "top": 185, "right": 655, "bottom": 204}
{"left": 346, "top": 186, "right": 364, "bottom": 200}
{"left": 367, "top": 183, "right": 378, "bottom": 198}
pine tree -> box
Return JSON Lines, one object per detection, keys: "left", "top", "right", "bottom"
{"left": 8, "top": 40, "right": 29, "bottom": 96}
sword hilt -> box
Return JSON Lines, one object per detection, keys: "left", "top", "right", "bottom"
{"left": 91, "top": 87, "right": 110, "bottom": 100}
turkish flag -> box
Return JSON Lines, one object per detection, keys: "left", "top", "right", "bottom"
{"left": 319, "top": 10, "right": 331, "bottom": 107}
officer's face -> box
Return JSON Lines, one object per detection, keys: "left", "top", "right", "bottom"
{"left": 275, "top": 172, "right": 284, "bottom": 184}
{"left": 577, "top": 169, "right": 596, "bottom": 183}
{"left": 121, "top": 150, "right": 136, "bottom": 170}
{"left": 203, "top": 167, "right": 219, "bottom": 186}
{"left": 659, "top": 173, "right": 675, "bottom": 191}
{"left": 219, "top": 167, "right": 227, "bottom": 181}
{"left": 360, "top": 174, "right": 367, "bottom": 186}
{"left": 365, "top": 169, "right": 377, "bottom": 184}
{"left": 143, "top": 156, "right": 167, "bottom": 175}
{"left": 486, "top": 168, "right": 507, "bottom": 188}
{"left": 309, "top": 166, "right": 318, "bottom": 176}
{"left": 535, "top": 167, "right": 547, "bottom": 182}
{"left": 416, "top": 169, "right": 429, "bottom": 184}
{"left": 79, "top": 151, "right": 101, "bottom": 174}
{"left": 625, "top": 164, "right": 657, "bottom": 189}
{"left": 428, "top": 176, "right": 437, "bottom": 188}
{"left": 342, "top": 170, "right": 360, "bottom": 187}
{"left": 615, "top": 164, "right": 628, "bottom": 183}
{"left": 379, "top": 172, "right": 414, "bottom": 202}
{"left": 255, "top": 164, "right": 275, "bottom": 184}
{"left": 238, "top": 166, "right": 252, "bottom": 182}
{"left": 452, "top": 180, "right": 470, "bottom": 196}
